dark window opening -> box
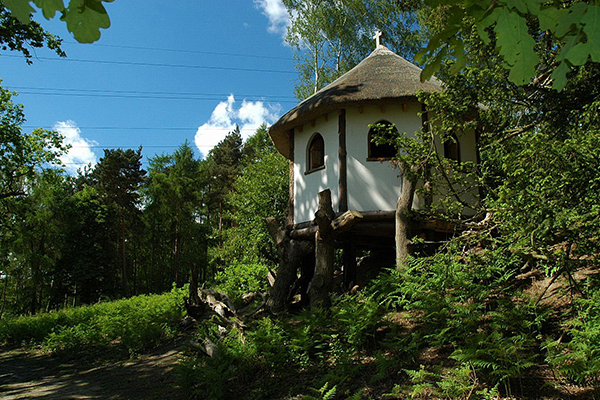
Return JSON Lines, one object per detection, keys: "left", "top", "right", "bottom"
{"left": 444, "top": 133, "right": 460, "bottom": 161}
{"left": 368, "top": 120, "right": 398, "bottom": 160}
{"left": 307, "top": 133, "right": 325, "bottom": 172}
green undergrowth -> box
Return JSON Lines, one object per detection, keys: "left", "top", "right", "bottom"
{"left": 179, "top": 245, "right": 600, "bottom": 399}
{"left": 0, "top": 286, "right": 187, "bottom": 356}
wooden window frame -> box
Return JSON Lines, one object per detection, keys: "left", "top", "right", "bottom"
{"left": 367, "top": 120, "right": 398, "bottom": 161}
{"left": 443, "top": 133, "right": 461, "bottom": 162}
{"left": 306, "top": 132, "right": 325, "bottom": 174}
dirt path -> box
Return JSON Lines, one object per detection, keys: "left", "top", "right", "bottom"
{"left": 0, "top": 341, "right": 189, "bottom": 400}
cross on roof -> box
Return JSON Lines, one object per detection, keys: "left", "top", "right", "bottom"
{"left": 373, "top": 30, "right": 383, "bottom": 47}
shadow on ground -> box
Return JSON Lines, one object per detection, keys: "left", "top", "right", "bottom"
{"left": 0, "top": 342, "right": 188, "bottom": 400}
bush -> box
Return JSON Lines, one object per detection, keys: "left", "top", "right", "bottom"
{"left": 212, "top": 261, "right": 270, "bottom": 305}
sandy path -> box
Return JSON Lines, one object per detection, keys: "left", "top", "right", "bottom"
{"left": 0, "top": 343, "right": 189, "bottom": 400}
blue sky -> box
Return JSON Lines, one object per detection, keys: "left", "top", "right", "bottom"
{"left": 1, "top": 0, "right": 296, "bottom": 173}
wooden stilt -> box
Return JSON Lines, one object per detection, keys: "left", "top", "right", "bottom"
{"left": 309, "top": 190, "right": 336, "bottom": 309}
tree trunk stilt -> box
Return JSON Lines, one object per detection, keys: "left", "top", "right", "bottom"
{"left": 266, "top": 217, "right": 313, "bottom": 312}
{"left": 396, "top": 168, "right": 417, "bottom": 271}
{"left": 309, "top": 190, "right": 336, "bottom": 309}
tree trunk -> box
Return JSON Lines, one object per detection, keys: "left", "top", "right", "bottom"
{"left": 266, "top": 217, "right": 313, "bottom": 312}
{"left": 0, "top": 274, "right": 8, "bottom": 320}
{"left": 309, "top": 190, "right": 336, "bottom": 309}
{"left": 120, "top": 214, "right": 128, "bottom": 297}
{"left": 396, "top": 166, "right": 417, "bottom": 271}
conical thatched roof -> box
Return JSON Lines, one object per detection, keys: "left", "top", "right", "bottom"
{"left": 269, "top": 45, "right": 442, "bottom": 159}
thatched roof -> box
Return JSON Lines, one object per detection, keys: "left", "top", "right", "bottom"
{"left": 269, "top": 45, "right": 442, "bottom": 159}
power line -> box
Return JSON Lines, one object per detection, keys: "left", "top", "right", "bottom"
{"left": 11, "top": 86, "right": 296, "bottom": 100}
{"left": 23, "top": 126, "right": 273, "bottom": 134}
{"left": 1, "top": 54, "right": 296, "bottom": 74}
{"left": 11, "top": 86, "right": 296, "bottom": 103}
{"left": 64, "top": 41, "right": 294, "bottom": 61}
{"left": 24, "top": 126, "right": 197, "bottom": 131}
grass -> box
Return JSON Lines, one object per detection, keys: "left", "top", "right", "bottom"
{"left": 0, "top": 286, "right": 187, "bottom": 356}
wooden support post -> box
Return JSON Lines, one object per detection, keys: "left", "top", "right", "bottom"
{"left": 266, "top": 217, "right": 312, "bottom": 312}
{"left": 338, "top": 108, "right": 348, "bottom": 213}
{"left": 287, "top": 130, "right": 295, "bottom": 226}
{"left": 309, "top": 190, "right": 336, "bottom": 309}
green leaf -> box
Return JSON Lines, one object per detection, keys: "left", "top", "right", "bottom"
{"left": 556, "top": 32, "right": 580, "bottom": 62}
{"left": 33, "top": 0, "right": 65, "bottom": 19}
{"left": 62, "top": 0, "right": 111, "bottom": 43}
{"left": 580, "top": 5, "right": 600, "bottom": 62}
{"left": 449, "top": 39, "right": 465, "bottom": 74}
{"left": 2, "top": 0, "right": 36, "bottom": 23}
{"left": 505, "top": 0, "right": 527, "bottom": 14}
{"left": 566, "top": 43, "right": 592, "bottom": 66}
{"left": 554, "top": 2, "right": 588, "bottom": 38}
{"left": 478, "top": 7, "right": 502, "bottom": 44}
{"left": 421, "top": 48, "right": 447, "bottom": 82}
{"left": 538, "top": 6, "right": 568, "bottom": 32}
{"left": 525, "top": 0, "right": 543, "bottom": 15}
{"left": 550, "top": 60, "right": 570, "bottom": 91}
{"left": 559, "top": 6, "right": 600, "bottom": 66}
{"left": 493, "top": 7, "right": 539, "bottom": 85}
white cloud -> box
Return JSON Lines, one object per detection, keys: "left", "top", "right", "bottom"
{"left": 194, "top": 95, "right": 281, "bottom": 157}
{"left": 254, "top": 0, "right": 290, "bottom": 35}
{"left": 53, "top": 120, "right": 98, "bottom": 174}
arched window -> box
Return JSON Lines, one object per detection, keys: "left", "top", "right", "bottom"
{"left": 368, "top": 120, "right": 398, "bottom": 160}
{"left": 307, "top": 133, "right": 325, "bottom": 172}
{"left": 443, "top": 133, "right": 460, "bottom": 161}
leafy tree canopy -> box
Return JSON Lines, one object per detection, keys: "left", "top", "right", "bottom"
{"left": 2, "top": 0, "right": 113, "bottom": 43}
{"left": 418, "top": 0, "right": 600, "bottom": 90}
{"left": 284, "top": 0, "right": 424, "bottom": 99}
{"left": 0, "top": 84, "right": 66, "bottom": 201}
{"left": 0, "top": 6, "right": 65, "bottom": 62}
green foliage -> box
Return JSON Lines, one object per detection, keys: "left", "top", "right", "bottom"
{"left": 0, "top": 286, "right": 186, "bottom": 355}
{"left": 284, "top": 0, "right": 424, "bottom": 99}
{"left": 143, "top": 142, "right": 208, "bottom": 292}
{"left": 372, "top": 245, "right": 549, "bottom": 392}
{"left": 3, "top": 0, "right": 114, "bottom": 43}
{"left": 297, "top": 382, "right": 337, "bottom": 400}
{"left": 402, "top": 363, "right": 499, "bottom": 400}
{"left": 0, "top": 84, "right": 66, "bottom": 201}
{"left": 545, "top": 286, "right": 600, "bottom": 386}
{"left": 0, "top": 6, "right": 65, "bottom": 63}
{"left": 180, "top": 291, "right": 385, "bottom": 399}
{"left": 219, "top": 143, "right": 288, "bottom": 265}
{"left": 212, "top": 262, "right": 270, "bottom": 305}
{"left": 418, "top": 0, "right": 600, "bottom": 90}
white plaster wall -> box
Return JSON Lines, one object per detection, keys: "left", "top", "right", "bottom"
{"left": 346, "top": 102, "right": 423, "bottom": 213}
{"left": 291, "top": 102, "right": 480, "bottom": 223}
{"left": 293, "top": 113, "right": 339, "bottom": 223}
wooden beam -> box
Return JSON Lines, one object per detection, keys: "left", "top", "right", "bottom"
{"left": 359, "top": 210, "right": 395, "bottom": 220}
{"left": 338, "top": 108, "right": 348, "bottom": 213}
{"left": 289, "top": 225, "right": 318, "bottom": 240}
{"left": 331, "top": 210, "right": 363, "bottom": 233}
{"left": 288, "top": 130, "right": 295, "bottom": 226}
